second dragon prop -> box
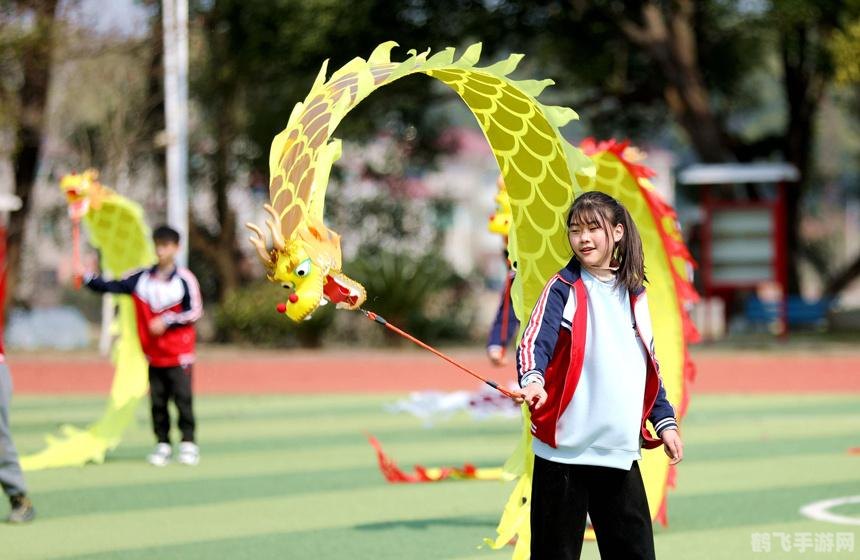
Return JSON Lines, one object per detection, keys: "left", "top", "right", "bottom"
{"left": 21, "top": 170, "right": 155, "bottom": 470}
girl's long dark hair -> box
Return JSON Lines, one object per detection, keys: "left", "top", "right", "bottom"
{"left": 566, "top": 191, "right": 645, "bottom": 292}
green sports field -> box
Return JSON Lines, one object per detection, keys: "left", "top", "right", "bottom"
{"left": 5, "top": 392, "right": 860, "bottom": 559}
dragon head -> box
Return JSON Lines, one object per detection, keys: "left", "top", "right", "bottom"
{"left": 60, "top": 169, "right": 104, "bottom": 219}
{"left": 488, "top": 175, "right": 512, "bottom": 236}
{"left": 246, "top": 204, "right": 365, "bottom": 322}
{"left": 271, "top": 239, "right": 327, "bottom": 322}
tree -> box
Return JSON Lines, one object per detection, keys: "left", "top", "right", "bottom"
{"left": 186, "top": 0, "right": 510, "bottom": 300}
{"left": 0, "top": 0, "right": 59, "bottom": 304}
{"left": 822, "top": 15, "right": 860, "bottom": 297}
{"left": 53, "top": 32, "right": 160, "bottom": 188}
{"left": 169, "top": 0, "right": 860, "bottom": 300}
{"left": 484, "top": 0, "right": 860, "bottom": 296}
{"left": 612, "top": 0, "right": 850, "bottom": 294}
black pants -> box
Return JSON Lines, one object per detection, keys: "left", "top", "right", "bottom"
{"left": 149, "top": 365, "right": 196, "bottom": 444}
{"left": 530, "top": 456, "right": 655, "bottom": 560}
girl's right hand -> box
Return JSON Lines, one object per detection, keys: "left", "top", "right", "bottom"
{"left": 521, "top": 383, "right": 547, "bottom": 410}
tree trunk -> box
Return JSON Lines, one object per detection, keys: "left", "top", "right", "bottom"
{"left": 617, "top": 0, "right": 731, "bottom": 162}
{"left": 189, "top": 109, "right": 239, "bottom": 302}
{"left": 189, "top": 218, "right": 239, "bottom": 299}
{"left": 780, "top": 23, "right": 826, "bottom": 294}
{"left": 6, "top": 0, "right": 59, "bottom": 306}
{"left": 824, "top": 253, "right": 860, "bottom": 297}
{"left": 618, "top": 3, "right": 839, "bottom": 297}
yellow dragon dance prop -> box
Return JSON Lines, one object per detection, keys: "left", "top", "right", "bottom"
{"left": 245, "top": 41, "right": 592, "bottom": 322}
{"left": 21, "top": 169, "right": 154, "bottom": 470}
{"left": 249, "top": 42, "right": 697, "bottom": 557}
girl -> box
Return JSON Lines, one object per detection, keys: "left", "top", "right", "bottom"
{"left": 517, "top": 191, "right": 683, "bottom": 560}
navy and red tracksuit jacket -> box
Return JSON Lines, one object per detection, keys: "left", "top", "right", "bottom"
{"left": 86, "top": 265, "right": 203, "bottom": 367}
{"left": 487, "top": 269, "right": 519, "bottom": 352}
{"left": 517, "top": 258, "right": 677, "bottom": 450}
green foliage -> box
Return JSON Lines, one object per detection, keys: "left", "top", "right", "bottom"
{"left": 215, "top": 281, "right": 334, "bottom": 348}
{"left": 832, "top": 18, "right": 860, "bottom": 84}
{"left": 347, "top": 249, "right": 474, "bottom": 345}
{"left": 188, "top": 0, "right": 860, "bottom": 301}
{"left": 190, "top": 0, "right": 513, "bottom": 172}
{"left": 188, "top": 249, "right": 222, "bottom": 306}
{"left": 0, "top": 1, "right": 57, "bottom": 128}
{"left": 214, "top": 252, "right": 475, "bottom": 348}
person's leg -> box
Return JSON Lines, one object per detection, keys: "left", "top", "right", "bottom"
{"left": 586, "top": 462, "right": 655, "bottom": 560}
{"left": 148, "top": 366, "right": 171, "bottom": 444}
{"left": 530, "top": 456, "right": 589, "bottom": 560}
{"left": 0, "top": 364, "right": 27, "bottom": 498}
{"left": 169, "top": 365, "right": 196, "bottom": 443}
{"left": 170, "top": 365, "right": 199, "bottom": 465}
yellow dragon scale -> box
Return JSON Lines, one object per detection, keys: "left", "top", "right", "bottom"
{"left": 261, "top": 43, "right": 694, "bottom": 558}
{"left": 21, "top": 175, "right": 155, "bottom": 470}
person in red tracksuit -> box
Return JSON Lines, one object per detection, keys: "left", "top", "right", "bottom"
{"left": 84, "top": 225, "right": 203, "bottom": 467}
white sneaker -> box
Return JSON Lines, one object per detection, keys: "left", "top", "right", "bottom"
{"left": 177, "top": 441, "right": 200, "bottom": 466}
{"left": 147, "top": 443, "right": 172, "bottom": 467}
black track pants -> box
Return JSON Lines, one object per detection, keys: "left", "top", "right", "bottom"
{"left": 530, "top": 456, "right": 655, "bottom": 560}
{"left": 149, "top": 365, "right": 196, "bottom": 444}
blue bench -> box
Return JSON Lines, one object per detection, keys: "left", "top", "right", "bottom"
{"left": 744, "top": 296, "right": 832, "bottom": 327}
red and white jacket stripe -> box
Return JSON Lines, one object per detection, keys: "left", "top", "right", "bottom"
{"left": 517, "top": 258, "right": 677, "bottom": 449}
{"left": 86, "top": 265, "right": 202, "bottom": 367}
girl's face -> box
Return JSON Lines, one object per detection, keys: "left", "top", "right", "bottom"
{"left": 568, "top": 216, "right": 624, "bottom": 269}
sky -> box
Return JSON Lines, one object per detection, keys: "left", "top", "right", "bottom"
{"left": 63, "top": 0, "right": 152, "bottom": 38}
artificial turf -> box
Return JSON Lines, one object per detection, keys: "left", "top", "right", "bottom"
{"left": 4, "top": 392, "right": 859, "bottom": 559}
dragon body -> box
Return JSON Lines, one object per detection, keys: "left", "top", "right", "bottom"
{"left": 21, "top": 170, "right": 155, "bottom": 470}
{"left": 246, "top": 41, "right": 592, "bottom": 323}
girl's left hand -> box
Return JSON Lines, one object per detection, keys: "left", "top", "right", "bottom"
{"left": 662, "top": 429, "right": 683, "bottom": 465}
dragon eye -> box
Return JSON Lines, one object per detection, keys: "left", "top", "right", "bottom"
{"left": 295, "top": 259, "right": 311, "bottom": 277}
